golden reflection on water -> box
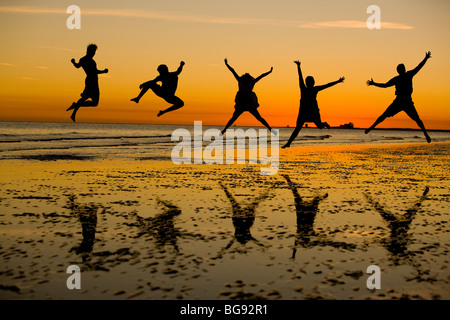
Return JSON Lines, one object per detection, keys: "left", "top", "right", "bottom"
{"left": 0, "top": 143, "right": 448, "bottom": 299}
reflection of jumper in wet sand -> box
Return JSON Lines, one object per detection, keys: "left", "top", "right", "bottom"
{"left": 283, "top": 175, "right": 356, "bottom": 258}
{"left": 365, "top": 52, "right": 432, "bottom": 143}
{"left": 67, "top": 44, "right": 109, "bottom": 122}
{"left": 214, "top": 182, "right": 274, "bottom": 258}
{"left": 129, "top": 198, "right": 182, "bottom": 253}
{"left": 221, "top": 58, "right": 275, "bottom": 135}
{"left": 131, "top": 62, "right": 185, "bottom": 117}
{"left": 364, "top": 187, "right": 429, "bottom": 264}
{"left": 66, "top": 195, "right": 98, "bottom": 262}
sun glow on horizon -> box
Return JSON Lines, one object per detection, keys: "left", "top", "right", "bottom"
{"left": 1, "top": 0, "right": 449, "bottom": 130}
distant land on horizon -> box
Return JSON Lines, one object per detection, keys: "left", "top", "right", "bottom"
{"left": 0, "top": 120, "right": 449, "bottom": 132}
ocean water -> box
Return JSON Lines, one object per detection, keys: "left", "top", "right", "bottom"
{"left": 0, "top": 121, "right": 448, "bottom": 161}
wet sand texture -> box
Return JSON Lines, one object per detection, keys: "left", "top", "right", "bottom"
{"left": 0, "top": 143, "right": 449, "bottom": 300}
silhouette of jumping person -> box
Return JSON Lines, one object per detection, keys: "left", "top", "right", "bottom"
{"left": 282, "top": 61, "right": 344, "bottom": 149}
{"left": 365, "top": 52, "right": 432, "bottom": 143}
{"left": 221, "top": 58, "right": 275, "bottom": 135}
{"left": 131, "top": 61, "right": 185, "bottom": 117}
{"left": 283, "top": 175, "right": 355, "bottom": 259}
{"left": 67, "top": 43, "right": 108, "bottom": 122}
{"left": 364, "top": 187, "right": 429, "bottom": 264}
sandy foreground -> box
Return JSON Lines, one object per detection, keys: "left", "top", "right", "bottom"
{"left": 0, "top": 142, "right": 449, "bottom": 300}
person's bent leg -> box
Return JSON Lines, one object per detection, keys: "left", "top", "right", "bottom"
{"left": 131, "top": 88, "right": 149, "bottom": 103}
{"left": 67, "top": 102, "right": 78, "bottom": 111}
{"left": 71, "top": 96, "right": 99, "bottom": 122}
{"left": 70, "top": 97, "right": 86, "bottom": 122}
{"left": 131, "top": 80, "right": 159, "bottom": 103}
{"left": 157, "top": 96, "right": 184, "bottom": 117}
{"left": 77, "top": 99, "right": 99, "bottom": 107}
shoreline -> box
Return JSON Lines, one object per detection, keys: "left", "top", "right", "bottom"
{"left": 1, "top": 141, "right": 448, "bottom": 163}
{"left": 1, "top": 120, "right": 449, "bottom": 132}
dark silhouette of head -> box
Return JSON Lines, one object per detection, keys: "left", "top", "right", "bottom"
{"left": 157, "top": 64, "right": 169, "bottom": 75}
{"left": 397, "top": 63, "right": 406, "bottom": 75}
{"left": 86, "top": 43, "right": 97, "bottom": 58}
{"left": 241, "top": 73, "right": 255, "bottom": 85}
{"left": 305, "top": 76, "right": 315, "bottom": 88}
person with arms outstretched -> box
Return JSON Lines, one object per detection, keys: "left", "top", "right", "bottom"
{"left": 131, "top": 61, "right": 185, "bottom": 117}
{"left": 365, "top": 51, "right": 432, "bottom": 143}
{"left": 282, "top": 60, "right": 344, "bottom": 149}
{"left": 67, "top": 43, "right": 108, "bottom": 122}
{"left": 221, "top": 58, "right": 275, "bottom": 135}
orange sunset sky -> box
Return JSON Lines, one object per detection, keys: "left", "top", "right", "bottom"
{"left": 1, "top": 0, "right": 449, "bottom": 130}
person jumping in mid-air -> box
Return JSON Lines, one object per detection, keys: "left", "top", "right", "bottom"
{"left": 67, "top": 43, "right": 108, "bottom": 122}
{"left": 131, "top": 61, "right": 185, "bottom": 117}
{"left": 221, "top": 58, "right": 275, "bottom": 135}
{"left": 282, "top": 60, "right": 344, "bottom": 149}
{"left": 365, "top": 51, "right": 432, "bottom": 143}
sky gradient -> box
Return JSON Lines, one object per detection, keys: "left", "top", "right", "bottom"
{"left": 1, "top": 0, "right": 449, "bottom": 129}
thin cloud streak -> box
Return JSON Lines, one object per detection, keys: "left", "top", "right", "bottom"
{"left": 35, "top": 46, "right": 81, "bottom": 53}
{"left": 0, "top": 62, "right": 18, "bottom": 67}
{"left": 301, "top": 20, "right": 413, "bottom": 30}
{"left": 0, "top": 6, "right": 413, "bottom": 30}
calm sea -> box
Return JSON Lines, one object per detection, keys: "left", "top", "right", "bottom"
{"left": 0, "top": 121, "right": 448, "bottom": 161}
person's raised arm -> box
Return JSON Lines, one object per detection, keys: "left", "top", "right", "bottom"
{"left": 316, "top": 77, "right": 345, "bottom": 91}
{"left": 410, "top": 51, "right": 431, "bottom": 76}
{"left": 175, "top": 61, "right": 185, "bottom": 75}
{"left": 366, "top": 77, "right": 395, "bottom": 88}
{"left": 255, "top": 67, "right": 273, "bottom": 83}
{"left": 294, "top": 60, "right": 305, "bottom": 89}
{"left": 224, "top": 58, "right": 240, "bottom": 81}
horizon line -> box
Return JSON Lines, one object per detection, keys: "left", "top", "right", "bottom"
{"left": 0, "top": 119, "right": 447, "bottom": 132}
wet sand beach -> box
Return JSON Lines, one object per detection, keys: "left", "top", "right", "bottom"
{"left": 0, "top": 142, "right": 449, "bottom": 300}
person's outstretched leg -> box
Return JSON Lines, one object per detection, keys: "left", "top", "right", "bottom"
{"left": 406, "top": 108, "right": 431, "bottom": 143}
{"left": 365, "top": 102, "right": 399, "bottom": 134}
{"left": 157, "top": 96, "right": 184, "bottom": 117}
{"left": 67, "top": 102, "right": 78, "bottom": 111}
{"left": 248, "top": 109, "right": 276, "bottom": 135}
{"left": 413, "top": 117, "right": 431, "bottom": 143}
{"left": 131, "top": 80, "right": 156, "bottom": 103}
{"left": 365, "top": 114, "right": 387, "bottom": 134}
{"left": 70, "top": 96, "right": 99, "bottom": 122}
{"left": 282, "top": 121, "right": 305, "bottom": 149}
{"left": 221, "top": 110, "right": 244, "bottom": 135}
{"left": 70, "top": 107, "right": 79, "bottom": 122}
